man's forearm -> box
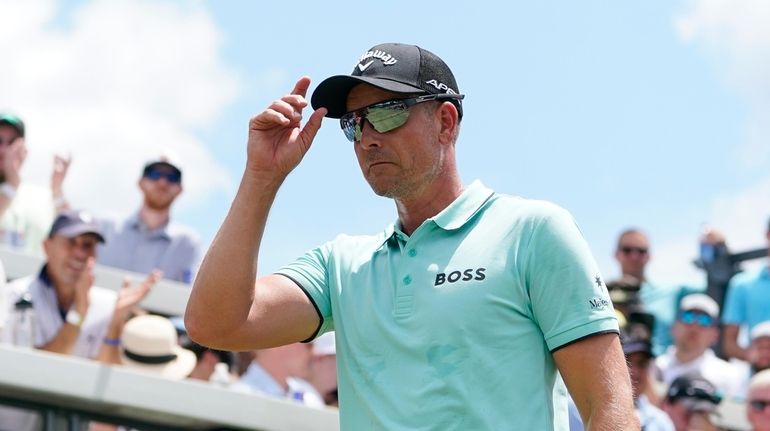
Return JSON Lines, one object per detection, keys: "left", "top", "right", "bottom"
{"left": 723, "top": 325, "right": 747, "bottom": 360}
{"left": 185, "top": 170, "right": 284, "bottom": 345}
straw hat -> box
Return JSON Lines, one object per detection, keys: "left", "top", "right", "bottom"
{"left": 119, "top": 315, "right": 196, "bottom": 380}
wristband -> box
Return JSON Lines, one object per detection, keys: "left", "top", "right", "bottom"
{"left": 0, "top": 183, "right": 17, "bottom": 200}
{"left": 103, "top": 337, "right": 120, "bottom": 347}
{"left": 65, "top": 309, "right": 85, "bottom": 327}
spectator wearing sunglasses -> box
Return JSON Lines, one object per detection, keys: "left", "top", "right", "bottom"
{"left": 614, "top": 228, "right": 682, "bottom": 356}
{"left": 0, "top": 113, "right": 70, "bottom": 255}
{"left": 186, "top": 43, "right": 637, "bottom": 430}
{"left": 653, "top": 293, "right": 741, "bottom": 398}
{"left": 95, "top": 154, "right": 201, "bottom": 283}
{"left": 722, "top": 217, "right": 770, "bottom": 361}
{"left": 748, "top": 369, "right": 770, "bottom": 431}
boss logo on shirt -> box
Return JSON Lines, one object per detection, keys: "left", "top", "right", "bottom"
{"left": 434, "top": 268, "right": 486, "bottom": 286}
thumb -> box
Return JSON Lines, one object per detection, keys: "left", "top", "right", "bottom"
{"left": 299, "top": 107, "right": 327, "bottom": 145}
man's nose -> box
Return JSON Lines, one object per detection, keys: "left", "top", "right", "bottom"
{"left": 358, "top": 121, "right": 382, "bottom": 149}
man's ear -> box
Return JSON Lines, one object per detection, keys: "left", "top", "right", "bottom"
{"left": 437, "top": 101, "right": 459, "bottom": 145}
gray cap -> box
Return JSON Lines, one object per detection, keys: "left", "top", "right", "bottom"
{"left": 48, "top": 210, "right": 104, "bottom": 243}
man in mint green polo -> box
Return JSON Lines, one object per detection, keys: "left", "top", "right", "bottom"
{"left": 186, "top": 43, "right": 637, "bottom": 430}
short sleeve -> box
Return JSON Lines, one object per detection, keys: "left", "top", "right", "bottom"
{"left": 721, "top": 276, "right": 747, "bottom": 325}
{"left": 276, "top": 242, "right": 335, "bottom": 337}
{"left": 522, "top": 205, "right": 619, "bottom": 351}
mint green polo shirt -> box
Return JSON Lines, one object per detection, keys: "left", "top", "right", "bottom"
{"left": 277, "top": 181, "right": 618, "bottom": 430}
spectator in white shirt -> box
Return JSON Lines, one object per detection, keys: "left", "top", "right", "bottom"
{"left": 654, "top": 293, "right": 741, "bottom": 398}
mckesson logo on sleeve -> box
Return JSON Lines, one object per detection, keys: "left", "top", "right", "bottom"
{"left": 434, "top": 267, "right": 486, "bottom": 286}
{"left": 589, "top": 297, "right": 610, "bottom": 310}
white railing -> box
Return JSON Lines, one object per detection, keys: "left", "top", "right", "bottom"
{"left": 0, "top": 246, "right": 339, "bottom": 430}
{"left": 0, "top": 246, "right": 189, "bottom": 316}
{"left": 0, "top": 345, "right": 339, "bottom": 430}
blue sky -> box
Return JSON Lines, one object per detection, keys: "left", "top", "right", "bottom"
{"left": 2, "top": 0, "right": 769, "bottom": 284}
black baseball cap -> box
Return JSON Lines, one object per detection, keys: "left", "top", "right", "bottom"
{"left": 620, "top": 332, "right": 654, "bottom": 358}
{"left": 48, "top": 210, "right": 105, "bottom": 243}
{"left": 666, "top": 375, "right": 722, "bottom": 412}
{"left": 0, "top": 113, "right": 25, "bottom": 137}
{"left": 311, "top": 43, "right": 464, "bottom": 119}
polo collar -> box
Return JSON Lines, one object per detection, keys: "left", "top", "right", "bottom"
{"left": 128, "top": 211, "right": 171, "bottom": 240}
{"left": 431, "top": 180, "right": 494, "bottom": 231}
{"left": 378, "top": 180, "right": 494, "bottom": 247}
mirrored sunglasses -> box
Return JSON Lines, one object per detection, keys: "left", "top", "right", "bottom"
{"left": 340, "top": 93, "right": 464, "bottom": 143}
{"left": 144, "top": 169, "right": 181, "bottom": 184}
{"left": 678, "top": 310, "right": 714, "bottom": 328}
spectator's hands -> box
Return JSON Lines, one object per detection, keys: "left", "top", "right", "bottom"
{"left": 51, "top": 153, "right": 71, "bottom": 198}
{"left": 73, "top": 257, "right": 95, "bottom": 316}
{"left": 112, "top": 270, "right": 162, "bottom": 322}
{"left": 247, "top": 76, "right": 326, "bottom": 179}
{"left": 700, "top": 226, "right": 726, "bottom": 246}
{"left": 3, "top": 137, "right": 27, "bottom": 188}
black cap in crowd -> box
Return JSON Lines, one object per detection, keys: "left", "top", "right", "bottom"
{"left": 620, "top": 332, "right": 654, "bottom": 358}
{"left": 311, "top": 43, "right": 464, "bottom": 119}
{"left": 0, "top": 113, "right": 25, "bottom": 137}
{"left": 666, "top": 375, "right": 722, "bottom": 412}
{"left": 49, "top": 210, "right": 105, "bottom": 243}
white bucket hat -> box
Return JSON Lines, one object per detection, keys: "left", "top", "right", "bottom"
{"left": 120, "top": 315, "right": 196, "bottom": 380}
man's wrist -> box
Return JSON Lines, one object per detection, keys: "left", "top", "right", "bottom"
{"left": 0, "top": 183, "right": 17, "bottom": 200}
{"left": 65, "top": 309, "right": 85, "bottom": 327}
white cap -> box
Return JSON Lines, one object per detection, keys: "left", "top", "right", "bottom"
{"left": 751, "top": 321, "right": 770, "bottom": 342}
{"left": 679, "top": 293, "right": 720, "bottom": 318}
{"left": 312, "top": 332, "right": 336, "bottom": 356}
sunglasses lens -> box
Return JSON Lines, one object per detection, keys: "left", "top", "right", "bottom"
{"left": 621, "top": 246, "right": 647, "bottom": 255}
{"left": 340, "top": 115, "right": 357, "bottom": 142}
{"left": 680, "top": 311, "right": 713, "bottom": 327}
{"left": 146, "top": 170, "right": 180, "bottom": 183}
{"left": 366, "top": 105, "right": 410, "bottom": 134}
{"left": 339, "top": 100, "right": 412, "bottom": 142}
{"left": 698, "top": 315, "right": 714, "bottom": 327}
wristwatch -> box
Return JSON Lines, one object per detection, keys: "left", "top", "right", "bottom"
{"left": 65, "top": 309, "right": 85, "bottom": 327}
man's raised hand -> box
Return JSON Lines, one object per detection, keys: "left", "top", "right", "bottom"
{"left": 247, "top": 76, "right": 327, "bottom": 179}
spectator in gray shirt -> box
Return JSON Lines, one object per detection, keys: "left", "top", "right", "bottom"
{"left": 97, "top": 154, "right": 201, "bottom": 283}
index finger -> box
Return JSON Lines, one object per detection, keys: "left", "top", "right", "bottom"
{"left": 291, "top": 76, "right": 312, "bottom": 98}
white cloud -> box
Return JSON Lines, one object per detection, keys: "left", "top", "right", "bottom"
{"left": 649, "top": 0, "right": 770, "bottom": 286}
{"left": 676, "top": 0, "right": 770, "bottom": 167}
{"left": 0, "top": 0, "right": 239, "bottom": 214}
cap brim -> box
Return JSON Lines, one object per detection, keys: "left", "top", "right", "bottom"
{"left": 120, "top": 347, "right": 196, "bottom": 381}
{"left": 311, "top": 75, "right": 426, "bottom": 119}
{"left": 56, "top": 225, "right": 105, "bottom": 243}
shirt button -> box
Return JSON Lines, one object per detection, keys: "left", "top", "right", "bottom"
{"left": 408, "top": 249, "right": 417, "bottom": 257}
{"left": 403, "top": 275, "right": 412, "bottom": 285}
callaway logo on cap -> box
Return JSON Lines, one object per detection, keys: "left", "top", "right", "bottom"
{"left": 311, "top": 43, "right": 464, "bottom": 119}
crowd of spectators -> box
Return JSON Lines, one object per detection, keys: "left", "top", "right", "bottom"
{"left": 1, "top": 111, "right": 769, "bottom": 429}
{"left": 0, "top": 113, "right": 338, "bottom": 430}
